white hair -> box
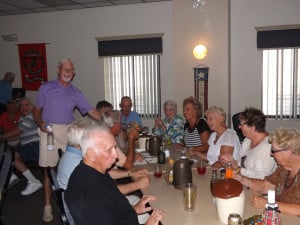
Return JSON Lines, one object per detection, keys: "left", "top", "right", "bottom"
{"left": 80, "top": 124, "right": 109, "bottom": 157}
{"left": 67, "top": 117, "right": 97, "bottom": 147}
{"left": 205, "top": 106, "right": 227, "bottom": 121}
{"left": 164, "top": 100, "right": 177, "bottom": 113}
{"left": 99, "top": 110, "right": 121, "bottom": 128}
{"left": 57, "top": 58, "right": 74, "bottom": 69}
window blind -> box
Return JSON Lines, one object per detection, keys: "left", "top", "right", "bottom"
{"left": 98, "top": 37, "right": 162, "bottom": 56}
{"left": 257, "top": 29, "right": 300, "bottom": 49}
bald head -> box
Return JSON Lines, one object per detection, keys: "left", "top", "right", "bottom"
{"left": 80, "top": 125, "right": 118, "bottom": 173}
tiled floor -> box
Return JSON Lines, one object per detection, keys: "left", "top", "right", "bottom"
{"left": 2, "top": 167, "right": 62, "bottom": 225}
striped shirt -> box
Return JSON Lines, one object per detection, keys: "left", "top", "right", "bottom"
{"left": 18, "top": 113, "right": 39, "bottom": 145}
{"left": 184, "top": 119, "right": 210, "bottom": 147}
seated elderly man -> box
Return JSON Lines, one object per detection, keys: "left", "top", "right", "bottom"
{"left": 96, "top": 100, "right": 113, "bottom": 115}
{"left": 0, "top": 99, "right": 21, "bottom": 147}
{"left": 57, "top": 117, "right": 150, "bottom": 224}
{"left": 57, "top": 117, "right": 148, "bottom": 189}
{"left": 101, "top": 110, "right": 144, "bottom": 170}
{"left": 65, "top": 124, "right": 163, "bottom": 225}
{"left": 1, "top": 98, "right": 42, "bottom": 195}
{"left": 120, "top": 96, "right": 143, "bottom": 132}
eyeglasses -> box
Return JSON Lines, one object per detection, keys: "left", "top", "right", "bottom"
{"left": 61, "top": 68, "right": 75, "bottom": 74}
{"left": 270, "top": 148, "right": 289, "bottom": 154}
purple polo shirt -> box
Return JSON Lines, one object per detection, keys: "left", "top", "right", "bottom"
{"left": 36, "top": 79, "right": 92, "bottom": 125}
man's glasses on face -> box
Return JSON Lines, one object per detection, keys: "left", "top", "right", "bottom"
{"left": 270, "top": 147, "right": 289, "bottom": 155}
{"left": 122, "top": 105, "right": 132, "bottom": 109}
{"left": 61, "top": 68, "right": 75, "bottom": 74}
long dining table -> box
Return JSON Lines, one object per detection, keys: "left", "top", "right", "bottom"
{"left": 133, "top": 145, "right": 300, "bottom": 225}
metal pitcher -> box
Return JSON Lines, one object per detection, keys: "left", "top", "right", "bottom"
{"left": 146, "top": 136, "right": 162, "bottom": 156}
{"left": 173, "top": 156, "right": 193, "bottom": 190}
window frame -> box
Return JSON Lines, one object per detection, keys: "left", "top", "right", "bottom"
{"left": 262, "top": 47, "right": 300, "bottom": 119}
{"left": 103, "top": 54, "right": 161, "bottom": 118}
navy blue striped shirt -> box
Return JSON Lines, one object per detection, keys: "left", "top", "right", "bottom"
{"left": 184, "top": 118, "right": 210, "bottom": 147}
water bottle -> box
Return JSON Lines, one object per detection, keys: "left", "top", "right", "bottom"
{"left": 262, "top": 190, "right": 281, "bottom": 225}
{"left": 46, "top": 124, "right": 54, "bottom": 151}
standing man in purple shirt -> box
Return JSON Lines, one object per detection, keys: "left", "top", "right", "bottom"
{"left": 33, "top": 58, "right": 100, "bottom": 222}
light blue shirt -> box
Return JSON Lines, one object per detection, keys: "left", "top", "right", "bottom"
{"left": 121, "top": 111, "right": 142, "bottom": 127}
{"left": 57, "top": 146, "right": 82, "bottom": 190}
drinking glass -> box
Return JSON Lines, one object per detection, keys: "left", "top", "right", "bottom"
{"left": 183, "top": 183, "right": 197, "bottom": 212}
{"left": 196, "top": 162, "right": 206, "bottom": 175}
{"left": 225, "top": 162, "right": 234, "bottom": 179}
{"left": 153, "top": 165, "right": 163, "bottom": 178}
{"left": 142, "top": 126, "right": 149, "bottom": 136}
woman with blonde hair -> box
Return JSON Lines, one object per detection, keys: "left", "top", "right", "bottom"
{"left": 182, "top": 96, "right": 210, "bottom": 152}
{"left": 191, "top": 106, "right": 240, "bottom": 167}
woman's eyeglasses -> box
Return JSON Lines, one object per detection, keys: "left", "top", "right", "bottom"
{"left": 270, "top": 148, "right": 289, "bottom": 154}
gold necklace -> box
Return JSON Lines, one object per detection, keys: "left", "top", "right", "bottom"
{"left": 284, "top": 170, "right": 299, "bottom": 188}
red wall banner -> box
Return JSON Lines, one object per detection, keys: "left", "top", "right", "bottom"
{"left": 18, "top": 43, "right": 48, "bottom": 91}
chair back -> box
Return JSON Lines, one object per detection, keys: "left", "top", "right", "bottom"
{"left": 232, "top": 112, "right": 245, "bottom": 143}
{"left": 47, "top": 167, "right": 76, "bottom": 225}
{"left": 0, "top": 141, "right": 13, "bottom": 224}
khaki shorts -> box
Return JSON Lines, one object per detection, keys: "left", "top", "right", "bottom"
{"left": 38, "top": 124, "right": 69, "bottom": 167}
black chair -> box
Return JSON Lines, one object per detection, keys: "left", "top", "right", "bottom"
{"left": 47, "top": 167, "right": 76, "bottom": 225}
{"left": 232, "top": 112, "right": 245, "bottom": 143}
{"left": 0, "top": 141, "right": 13, "bottom": 225}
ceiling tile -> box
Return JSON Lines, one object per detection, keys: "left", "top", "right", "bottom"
{"left": 6, "top": 9, "right": 35, "bottom": 14}
{"left": 111, "top": 0, "right": 144, "bottom": 5}
{"left": 36, "top": 0, "right": 75, "bottom": 7}
{"left": 3, "top": 0, "right": 47, "bottom": 8}
{"left": 0, "top": 2, "right": 19, "bottom": 10}
{"left": 85, "top": 2, "right": 113, "bottom": 7}
{"left": 0, "top": 0, "right": 170, "bottom": 16}
{"left": 31, "top": 7, "right": 59, "bottom": 12}
{"left": 56, "top": 4, "right": 85, "bottom": 10}
{"left": 72, "top": 0, "right": 106, "bottom": 3}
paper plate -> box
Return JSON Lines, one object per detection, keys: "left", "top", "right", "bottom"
{"left": 135, "top": 148, "right": 146, "bottom": 153}
{"left": 145, "top": 157, "right": 158, "bottom": 164}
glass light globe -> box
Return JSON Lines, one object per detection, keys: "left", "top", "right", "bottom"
{"left": 193, "top": 44, "right": 207, "bottom": 60}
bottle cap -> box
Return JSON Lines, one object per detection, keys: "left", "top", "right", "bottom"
{"left": 46, "top": 124, "right": 53, "bottom": 132}
{"left": 268, "top": 190, "right": 276, "bottom": 204}
{"left": 47, "top": 145, "right": 54, "bottom": 151}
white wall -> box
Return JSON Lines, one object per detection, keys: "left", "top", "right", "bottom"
{"left": 230, "top": 0, "right": 300, "bottom": 131}
{"left": 0, "top": 2, "right": 173, "bottom": 129}
{"left": 1, "top": 0, "right": 299, "bottom": 131}
{"left": 172, "top": 0, "right": 229, "bottom": 117}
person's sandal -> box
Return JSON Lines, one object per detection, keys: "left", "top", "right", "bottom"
{"left": 42, "top": 205, "right": 54, "bottom": 222}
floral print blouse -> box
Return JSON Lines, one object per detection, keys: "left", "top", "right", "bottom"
{"left": 153, "top": 114, "right": 184, "bottom": 144}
